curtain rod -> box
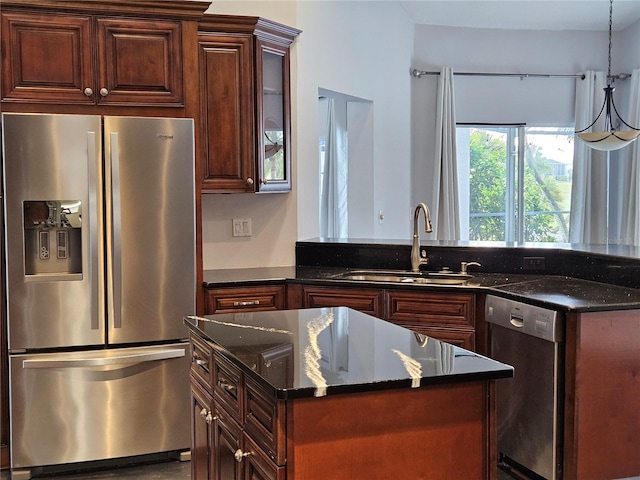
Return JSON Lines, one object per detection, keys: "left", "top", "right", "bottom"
{"left": 410, "top": 69, "right": 633, "bottom": 81}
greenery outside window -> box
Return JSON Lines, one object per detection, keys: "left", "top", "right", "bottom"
{"left": 456, "top": 125, "right": 574, "bottom": 243}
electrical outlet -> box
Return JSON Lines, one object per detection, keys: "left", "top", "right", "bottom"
{"left": 232, "top": 218, "right": 252, "bottom": 237}
{"left": 523, "top": 256, "right": 546, "bottom": 271}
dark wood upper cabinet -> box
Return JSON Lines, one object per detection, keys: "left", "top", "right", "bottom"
{"left": 197, "top": 15, "right": 300, "bottom": 194}
{"left": 96, "top": 18, "right": 183, "bottom": 106}
{"left": 1, "top": 1, "right": 209, "bottom": 108}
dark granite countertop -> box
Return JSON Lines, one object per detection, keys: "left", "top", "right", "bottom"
{"left": 185, "top": 307, "right": 513, "bottom": 400}
{"left": 203, "top": 266, "right": 640, "bottom": 312}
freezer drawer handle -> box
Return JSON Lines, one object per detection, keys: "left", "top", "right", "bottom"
{"left": 22, "top": 349, "right": 185, "bottom": 369}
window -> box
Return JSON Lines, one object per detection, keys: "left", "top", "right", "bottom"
{"left": 456, "top": 125, "right": 574, "bottom": 243}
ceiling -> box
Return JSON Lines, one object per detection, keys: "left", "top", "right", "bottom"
{"left": 399, "top": 1, "right": 640, "bottom": 31}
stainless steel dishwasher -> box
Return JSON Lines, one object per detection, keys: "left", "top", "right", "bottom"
{"left": 485, "top": 295, "right": 565, "bottom": 480}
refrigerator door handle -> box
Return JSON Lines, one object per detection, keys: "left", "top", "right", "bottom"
{"left": 108, "top": 131, "right": 123, "bottom": 329}
{"left": 21, "top": 348, "right": 186, "bottom": 369}
{"left": 87, "top": 131, "right": 103, "bottom": 331}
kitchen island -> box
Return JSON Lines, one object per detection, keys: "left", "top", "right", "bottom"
{"left": 186, "top": 307, "right": 513, "bottom": 480}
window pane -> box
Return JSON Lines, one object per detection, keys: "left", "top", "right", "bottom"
{"left": 458, "top": 127, "right": 510, "bottom": 241}
{"left": 523, "top": 128, "right": 573, "bottom": 242}
{"left": 457, "top": 126, "right": 573, "bottom": 243}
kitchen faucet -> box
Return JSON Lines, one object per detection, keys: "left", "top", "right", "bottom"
{"left": 411, "top": 203, "right": 433, "bottom": 272}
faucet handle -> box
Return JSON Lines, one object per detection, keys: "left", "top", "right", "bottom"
{"left": 460, "top": 261, "right": 481, "bottom": 274}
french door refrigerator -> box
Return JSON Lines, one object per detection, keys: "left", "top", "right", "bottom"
{"left": 1, "top": 113, "right": 196, "bottom": 472}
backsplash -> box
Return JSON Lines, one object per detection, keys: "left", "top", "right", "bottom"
{"left": 296, "top": 239, "right": 640, "bottom": 289}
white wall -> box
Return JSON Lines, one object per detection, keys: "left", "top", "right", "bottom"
{"left": 201, "top": 1, "right": 414, "bottom": 270}
{"left": 201, "top": 2, "right": 639, "bottom": 270}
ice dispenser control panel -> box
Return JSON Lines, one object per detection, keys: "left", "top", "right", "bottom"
{"left": 24, "top": 200, "right": 82, "bottom": 276}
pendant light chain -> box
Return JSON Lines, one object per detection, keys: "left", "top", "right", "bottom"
{"left": 607, "top": 0, "right": 613, "bottom": 85}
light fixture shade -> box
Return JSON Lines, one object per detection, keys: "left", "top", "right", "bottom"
{"left": 577, "top": 130, "right": 640, "bottom": 151}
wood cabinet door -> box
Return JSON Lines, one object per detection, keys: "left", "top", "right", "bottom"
{"left": 191, "top": 379, "right": 215, "bottom": 480}
{"left": 386, "top": 291, "right": 475, "bottom": 327}
{"left": 386, "top": 290, "right": 476, "bottom": 351}
{"left": 301, "top": 286, "right": 385, "bottom": 318}
{"left": 198, "top": 33, "right": 255, "bottom": 192}
{"left": 214, "top": 409, "right": 243, "bottom": 480}
{"left": 96, "top": 17, "right": 183, "bottom": 106}
{"left": 1, "top": 11, "right": 94, "bottom": 104}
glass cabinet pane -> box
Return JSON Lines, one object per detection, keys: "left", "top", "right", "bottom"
{"left": 258, "top": 43, "right": 291, "bottom": 192}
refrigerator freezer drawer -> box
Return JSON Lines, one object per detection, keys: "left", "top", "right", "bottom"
{"left": 9, "top": 343, "right": 191, "bottom": 469}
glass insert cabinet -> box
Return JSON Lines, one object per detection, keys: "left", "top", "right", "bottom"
{"left": 197, "top": 16, "right": 301, "bottom": 194}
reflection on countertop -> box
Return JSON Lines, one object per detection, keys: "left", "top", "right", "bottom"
{"left": 185, "top": 307, "right": 513, "bottom": 400}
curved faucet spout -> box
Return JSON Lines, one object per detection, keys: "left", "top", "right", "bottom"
{"left": 411, "top": 203, "right": 433, "bottom": 272}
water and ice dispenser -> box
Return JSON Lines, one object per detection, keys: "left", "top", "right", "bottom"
{"left": 23, "top": 200, "right": 82, "bottom": 276}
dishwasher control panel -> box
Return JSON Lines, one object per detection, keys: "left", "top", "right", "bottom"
{"left": 485, "top": 295, "right": 564, "bottom": 342}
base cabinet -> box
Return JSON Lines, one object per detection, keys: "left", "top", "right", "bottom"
{"left": 293, "top": 284, "right": 478, "bottom": 351}
{"left": 190, "top": 331, "right": 497, "bottom": 479}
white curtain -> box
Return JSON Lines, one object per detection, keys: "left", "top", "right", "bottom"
{"left": 570, "top": 71, "right": 609, "bottom": 244}
{"left": 320, "top": 97, "right": 348, "bottom": 238}
{"left": 617, "top": 68, "right": 640, "bottom": 246}
{"left": 431, "top": 67, "right": 460, "bottom": 240}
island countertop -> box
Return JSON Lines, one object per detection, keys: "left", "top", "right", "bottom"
{"left": 185, "top": 306, "right": 513, "bottom": 400}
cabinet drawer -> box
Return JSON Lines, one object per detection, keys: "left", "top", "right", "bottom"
{"left": 386, "top": 291, "right": 475, "bottom": 328}
{"left": 302, "top": 286, "right": 384, "bottom": 318}
{"left": 243, "top": 433, "right": 285, "bottom": 480}
{"left": 190, "top": 334, "right": 213, "bottom": 390}
{"left": 244, "top": 376, "right": 286, "bottom": 466}
{"left": 213, "top": 353, "right": 244, "bottom": 424}
{"left": 206, "top": 285, "right": 285, "bottom": 314}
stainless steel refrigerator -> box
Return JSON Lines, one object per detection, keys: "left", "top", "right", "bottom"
{"left": 1, "top": 113, "right": 196, "bottom": 472}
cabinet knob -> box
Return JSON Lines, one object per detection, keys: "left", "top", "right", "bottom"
{"left": 99, "top": 88, "right": 109, "bottom": 97}
{"left": 84, "top": 88, "right": 93, "bottom": 97}
{"left": 246, "top": 178, "right": 254, "bottom": 186}
{"left": 234, "top": 449, "right": 251, "bottom": 462}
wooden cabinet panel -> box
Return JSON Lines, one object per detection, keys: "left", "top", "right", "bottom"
{"left": 191, "top": 334, "right": 213, "bottom": 391}
{"left": 214, "top": 407, "right": 243, "bottom": 480}
{"left": 205, "top": 285, "right": 286, "bottom": 314}
{"left": 191, "top": 379, "right": 215, "bottom": 480}
{"left": 1, "top": 5, "right": 191, "bottom": 107}
{"left": 301, "top": 285, "right": 384, "bottom": 318}
{"left": 213, "top": 353, "right": 244, "bottom": 425}
{"left": 1, "top": 12, "right": 93, "bottom": 104}
{"left": 196, "top": 16, "right": 299, "bottom": 193}
{"left": 243, "top": 434, "right": 285, "bottom": 480}
{"left": 386, "top": 290, "right": 475, "bottom": 327}
{"left": 244, "top": 376, "right": 286, "bottom": 466}
{"left": 198, "top": 33, "right": 255, "bottom": 192}
{"left": 387, "top": 290, "right": 476, "bottom": 351}
{"left": 96, "top": 18, "right": 183, "bottom": 105}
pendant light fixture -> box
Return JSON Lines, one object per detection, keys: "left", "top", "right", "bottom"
{"left": 576, "top": 0, "right": 640, "bottom": 151}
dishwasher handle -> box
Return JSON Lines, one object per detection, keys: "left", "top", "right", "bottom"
{"left": 510, "top": 314, "right": 524, "bottom": 328}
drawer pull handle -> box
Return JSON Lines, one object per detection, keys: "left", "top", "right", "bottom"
{"left": 234, "top": 449, "right": 251, "bottom": 462}
{"left": 233, "top": 300, "right": 260, "bottom": 307}
{"left": 218, "top": 381, "right": 237, "bottom": 392}
{"left": 193, "top": 353, "right": 208, "bottom": 368}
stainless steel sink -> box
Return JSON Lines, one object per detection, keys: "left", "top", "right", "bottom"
{"left": 333, "top": 270, "right": 472, "bottom": 285}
